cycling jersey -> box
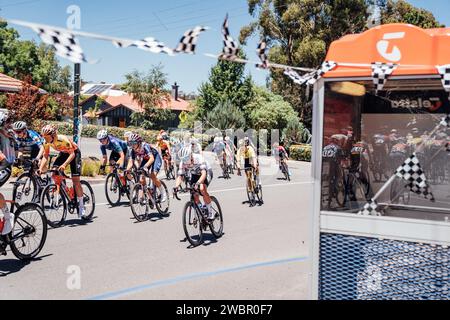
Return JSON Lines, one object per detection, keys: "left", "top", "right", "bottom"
{"left": 158, "top": 140, "right": 170, "bottom": 151}
{"left": 277, "top": 146, "right": 289, "bottom": 159}
{"left": 372, "top": 134, "right": 387, "bottom": 146}
{"left": 237, "top": 146, "right": 257, "bottom": 161}
{"left": 322, "top": 144, "right": 344, "bottom": 161}
{"left": 178, "top": 153, "right": 213, "bottom": 186}
{"left": 213, "top": 142, "right": 226, "bottom": 155}
{"left": 130, "top": 143, "right": 160, "bottom": 162}
{"left": 15, "top": 129, "right": 44, "bottom": 154}
{"left": 44, "top": 135, "right": 78, "bottom": 156}
{"left": 390, "top": 143, "right": 408, "bottom": 154}
{"left": 100, "top": 136, "right": 128, "bottom": 156}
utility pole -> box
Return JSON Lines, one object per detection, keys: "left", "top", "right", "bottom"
{"left": 73, "top": 63, "right": 81, "bottom": 145}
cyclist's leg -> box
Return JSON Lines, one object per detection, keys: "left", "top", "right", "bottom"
{"left": 69, "top": 151, "right": 84, "bottom": 217}
{"left": 0, "top": 192, "right": 14, "bottom": 236}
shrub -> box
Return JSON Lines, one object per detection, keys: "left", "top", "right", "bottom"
{"left": 81, "top": 157, "right": 102, "bottom": 177}
{"left": 31, "top": 120, "right": 159, "bottom": 142}
{"left": 290, "top": 144, "right": 312, "bottom": 162}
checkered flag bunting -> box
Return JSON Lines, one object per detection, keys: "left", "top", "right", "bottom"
{"left": 441, "top": 114, "right": 450, "bottom": 127}
{"left": 371, "top": 62, "right": 398, "bottom": 93}
{"left": 31, "top": 26, "right": 91, "bottom": 64}
{"left": 306, "top": 61, "right": 338, "bottom": 85}
{"left": 437, "top": 65, "right": 450, "bottom": 99}
{"left": 256, "top": 41, "right": 269, "bottom": 69}
{"left": 395, "top": 153, "right": 427, "bottom": 188}
{"left": 174, "top": 26, "right": 208, "bottom": 54}
{"left": 129, "top": 37, "right": 174, "bottom": 55}
{"left": 284, "top": 69, "right": 309, "bottom": 86}
{"left": 358, "top": 199, "right": 382, "bottom": 216}
{"left": 407, "top": 182, "right": 435, "bottom": 202}
{"left": 219, "top": 14, "right": 239, "bottom": 61}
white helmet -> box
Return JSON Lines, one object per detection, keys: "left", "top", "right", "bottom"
{"left": 97, "top": 130, "right": 108, "bottom": 140}
{"left": 13, "top": 121, "right": 27, "bottom": 131}
{"left": 178, "top": 146, "right": 192, "bottom": 162}
{"left": 190, "top": 138, "right": 199, "bottom": 145}
{"left": 225, "top": 136, "right": 231, "bottom": 142}
{"left": 124, "top": 131, "right": 133, "bottom": 139}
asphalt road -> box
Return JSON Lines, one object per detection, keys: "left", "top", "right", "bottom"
{"left": 0, "top": 141, "right": 313, "bottom": 300}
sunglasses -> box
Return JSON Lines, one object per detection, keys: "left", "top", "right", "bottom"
{"left": 14, "top": 130, "right": 26, "bottom": 134}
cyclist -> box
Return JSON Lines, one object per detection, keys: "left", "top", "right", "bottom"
{"left": 370, "top": 130, "right": 389, "bottom": 179}
{"left": 97, "top": 130, "right": 129, "bottom": 174}
{"left": 190, "top": 137, "right": 202, "bottom": 155}
{"left": 213, "top": 137, "right": 227, "bottom": 174}
{"left": 389, "top": 137, "right": 409, "bottom": 173}
{"left": 0, "top": 112, "right": 16, "bottom": 164}
{"left": 174, "top": 146, "right": 214, "bottom": 220}
{"left": 38, "top": 125, "right": 86, "bottom": 219}
{"left": 225, "top": 136, "right": 236, "bottom": 167}
{"left": 275, "top": 141, "right": 291, "bottom": 177}
{"left": 157, "top": 134, "right": 173, "bottom": 176}
{"left": 237, "top": 137, "right": 260, "bottom": 191}
{"left": 126, "top": 133, "right": 167, "bottom": 203}
{"left": 12, "top": 121, "right": 45, "bottom": 164}
{"left": 0, "top": 150, "right": 14, "bottom": 239}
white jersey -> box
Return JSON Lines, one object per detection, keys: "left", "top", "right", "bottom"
{"left": 0, "top": 129, "right": 16, "bottom": 164}
{"left": 178, "top": 153, "right": 211, "bottom": 176}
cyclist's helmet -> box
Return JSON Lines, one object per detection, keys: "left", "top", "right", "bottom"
{"left": 12, "top": 121, "right": 27, "bottom": 131}
{"left": 179, "top": 146, "right": 192, "bottom": 162}
{"left": 128, "top": 133, "right": 143, "bottom": 145}
{"left": 97, "top": 129, "right": 108, "bottom": 141}
{"left": 190, "top": 138, "right": 199, "bottom": 145}
{"left": 225, "top": 136, "right": 231, "bottom": 142}
{"left": 0, "top": 112, "right": 9, "bottom": 128}
{"left": 124, "top": 131, "right": 133, "bottom": 140}
{"left": 244, "top": 137, "right": 250, "bottom": 146}
{"left": 41, "top": 125, "right": 57, "bottom": 136}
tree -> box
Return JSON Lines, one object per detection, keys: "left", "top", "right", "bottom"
{"left": 247, "top": 86, "right": 299, "bottom": 131}
{"left": 379, "top": 0, "right": 443, "bottom": 28}
{"left": 195, "top": 52, "right": 254, "bottom": 121}
{"left": 124, "top": 64, "right": 175, "bottom": 130}
{"left": 6, "top": 77, "right": 50, "bottom": 123}
{"left": 205, "top": 100, "right": 246, "bottom": 130}
{"left": 0, "top": 21, "right": 72, "bottom": 94}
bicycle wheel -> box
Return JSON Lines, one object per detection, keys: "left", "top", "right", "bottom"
{"left": 255, "top": 183, "right": 263, "bottom": 205}
{"left": 182, "top": 202, "right": 203, "bottom": 247}
{"left": 105, "top": 173, "right": 121, "bottom": 207}
{"left": 334, "top": 178, "right": 346, "bottom": 208}
{"left": 130, "top": 183, "right": 150, "bottom": 222}
{"left": 14, "top": 173, "right": 38, "bottom": 206}
{"left": 155, "top": 181, "right": 170, "bottom": 217}
{"left": 9, "top": 203, "right": 48, "bottom": 261}
{"left": 209, "top": 197, "right": 224, "bottom": 239}
{"left": 246, "top": 178, "right": 257, "bottom": 207}
{"left": 349, "top": 176, "right": 368, "bottom": 210}
{"left": 80, "top": 181, "right": 95, "bottom": 222}
{"left": 124, "top": 173, "right": 136, "bottom": 201}
{"left": 41, "top": 184, "right": 67, "bottom": 228}
{"left": 281, "top": 163, "right": 290, "bottom": 181}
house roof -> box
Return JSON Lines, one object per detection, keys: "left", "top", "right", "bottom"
{"left": 0, "top": 73, "right": 47, "bottom": 94}
{"left": 99, "top": 94, "right": 192, "bottom": 116}
{"left": 325, "top": 24, "right": 450, "bottom": 78}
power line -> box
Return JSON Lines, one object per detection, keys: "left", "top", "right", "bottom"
{"left": 0, "top": 0, "right": 42, "bottom": 8}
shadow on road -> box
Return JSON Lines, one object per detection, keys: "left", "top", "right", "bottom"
{"left": 181, "top": 233, "right": 225, "bottom": 249}
{"left": 0, "top": 254, "right": 52, "bottom": 277}
{"left": 66, "top": 216, "right": 98, "bottom": 229}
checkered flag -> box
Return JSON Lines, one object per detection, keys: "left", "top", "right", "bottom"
{"left": 284, "top": 69, "right": 309, "bottom": 86}
{"left": 441, "top": 114, "right": 450, "bottom": 128}
{"left": 31, "top": 26, "right": 92, "bottom": 64}
{"left": 219, "top": 14, "right": 239, "bottom": 61}
{"left": 358, "top": 199, "right": 382, "bottom": 216}
{"left": 437, "top": 65, "right": 450, "bottom": 99}
{"left": 371, "top": 62, "right": 397, "bottom": 93}
{"left": 129, "top": 37, "right": 174, "bottom": 55}
{"left": 256, "top": 41, "right": 269, "bottom": 69}
{"left": 407, "top": 182, "right": 435, "bottom": 202}
{"left": 174, "top": 26, "right": 208, "bottom": 54}
{"left": 395, "top": 153, "right": 427, "bottom": 188}
{"left": 307, "top": 61, "right": 338, "bottom": 85}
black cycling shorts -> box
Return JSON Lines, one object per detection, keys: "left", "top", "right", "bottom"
{"left": 53, "top": 150, "right": 82, "bottom": 177}
{"left": 191, "top": 172, "right": 210, "bottom": 187}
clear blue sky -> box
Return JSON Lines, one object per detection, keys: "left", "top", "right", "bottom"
{"left": 0, "top": 0, "right": 448, "bottom": 93}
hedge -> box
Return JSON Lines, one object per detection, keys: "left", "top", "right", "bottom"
{"left": 290, "top": 144, "right": 312, "bottom": 162}
{"left": 31, "top": 120, "right": 159, "bottom": 142}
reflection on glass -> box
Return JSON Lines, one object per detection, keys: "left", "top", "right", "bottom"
{"left": 321, "top": 81, "right": 450, "bottom": 222}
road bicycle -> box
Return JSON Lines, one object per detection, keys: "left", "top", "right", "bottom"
{"left": 322, "top": 160, "right": 345, "bottom": 210}
{"left": 240, "top": 167, "right": 263, "bottom": 207}
{"left": 104, "top": 164, "right": 137, "bottom": 206}
{"left": 174, "top": 184, "right": 223, "bottom": 247}
{"left": 163, "top": 156, "right": 176, "bottom": 181}
{"left": 13, "top": 155, "right": 57, "bottom": 206}
{"left": 279, "top": 160, "right": 291, "bottom": 182}
{"left": 0, "top": 181, "right": 47, "bottom": 260}
{"left": 40, "top": 170, "right": 95, "bottom": 228}
{"left": 129, "top": 169, "right": 170, "bottom": 222}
